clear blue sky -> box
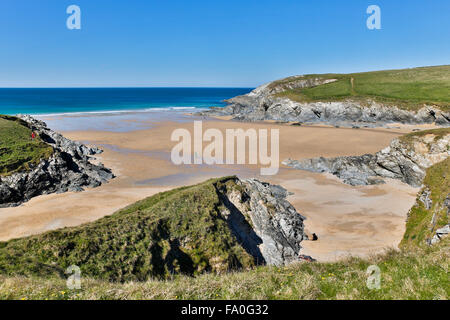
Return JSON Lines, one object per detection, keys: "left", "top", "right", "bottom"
{"left": 0, "top": 0, "right": 449, "bottom": 87}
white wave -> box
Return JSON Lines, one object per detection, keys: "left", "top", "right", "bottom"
{"left": 33, "top": 106, "right": 210, "bottom": 117}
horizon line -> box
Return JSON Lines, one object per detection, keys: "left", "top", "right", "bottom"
{"left": 0, "top": 86, "right": 256, "bottom": 89}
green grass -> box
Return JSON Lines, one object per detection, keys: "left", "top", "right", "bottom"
{"left": 0, "top": 143, "right": 448, "bottom": 299}
{"left": 0, "top": 177, "right": 256, "bottom": 282}
{"left": 0, "top": 115, "right": 53, "bottom": 176}
{"left": 1, "top": 239, "right": 448, "bottom": 300}
{"left": 401, "top": 157, "right": 449, "bottom": 248}
{"left": 274, "top": 65, "right": 450, "bottom": 111}
{"left": 399, "top": 127, "right": 450, "bottom": 144}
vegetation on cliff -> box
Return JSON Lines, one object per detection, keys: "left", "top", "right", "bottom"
{"left": 399, "top": 129, "right": 449, "bottom": 249}
{"left": 0, "top": 130, "right": 448, "bottom": 299}
{"left": 274, "top": 65, "right": 450, "bottom": 111}
{"left": 0, "top": 164, "right": 448, "bottom": 299}
{"left": 0, "top": 115, "right": 114, "bottom": 207}
{"left": 0, "top": 115, "right": 53, "bottom": 176}
{"left": 401, "top": 157, "right": 449, "bottom": 247}
{"left": 0, "top": 177, "right": 256, "bottom": 282}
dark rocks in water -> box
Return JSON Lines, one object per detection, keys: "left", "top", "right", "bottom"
{"left": 0, "top": 115, "right": 114, "bottom": 207}
{"left": 283, "top": 132, "right": 449, "bottom": 187}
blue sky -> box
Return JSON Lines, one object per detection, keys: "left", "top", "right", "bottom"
{"left": 0, "top": 0, "right": 449, "bottom": 87}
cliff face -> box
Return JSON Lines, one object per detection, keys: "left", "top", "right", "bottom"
{"left": 0, "top": 177, "right": 312, "bottom": 282}
{"left": 222, "top": 178, "right": 309, "bottom": 266}
{"left": 200, "top": 73, "right": 450, "bottom": 127}
{"left": 401, "top": 158, "right": 449, "bottom": 247}
{"left": 0, "top": 116, "right": 114, "bottom": 207}
{"left": 283, "top": 129, "right": 450, "bottom": 187}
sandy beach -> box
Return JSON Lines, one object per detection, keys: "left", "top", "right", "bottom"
{"left": 0, "top": 114, "right": 421, "bottom": 261}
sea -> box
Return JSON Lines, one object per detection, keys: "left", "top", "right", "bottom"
{"left": 0, "top": 88, "right": 252, "bottom": 116}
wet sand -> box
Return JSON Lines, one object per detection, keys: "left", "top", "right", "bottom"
{"left": 0, "top": 116, "right": 420, "bottom": 261}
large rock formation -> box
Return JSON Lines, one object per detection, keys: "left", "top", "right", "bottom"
{"left": 200, "top": 76, "right": 450, "bottom": 127}
{"left": 401, "top": 158, "right": 449, "bottom": 247}
{"left": 283, "top": 130, "right": 450, "bottom": 187}
{"left": 0, "top": 177, "right": 312, "bottom": 282}
{"left": 0, "top": 115, "right": 114, "bottom": 207}
{"left": 222, "top": 178, "right": 310, "bottom": 265}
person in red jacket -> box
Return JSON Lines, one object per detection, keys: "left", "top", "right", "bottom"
{"left": 31, "top": 132, "right": 36, "bottom": 139}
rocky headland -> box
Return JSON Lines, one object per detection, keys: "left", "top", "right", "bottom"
{"left": 199, "top": 67, "right": 450, "bottom": 127}
{"left": 283, "top": 129, "right": 450, "bottom": 187}
{"left": 0, "top": 115, "right": 114, "bottom": 208}
{"left": 223, "top": 178, "right": 313, "bottom": 265}
{"left": 401, "top": 157, "right": 449, "bottom": 247}
{"left": 0, "top": 177, "right": 313, "bottom": 281}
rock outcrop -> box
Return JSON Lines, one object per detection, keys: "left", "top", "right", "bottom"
{"left": 221, "top": 178, "right": 312, "bottom": 265}
{"left": 0, "top": 176, "right": 312, "bottom": 282}
{"left": 400, "top": 157, "right": 449, "bottom": 248}
{"left": 283, "top": 130, "right": 450, "bottom": 187}
{"left": 199, "top": 76, "right": 450, "bottom": 127}
{"left": 430, "top": 224, "right": 450, "bottom": 245}
{"left": 428, "top": 193, "right": 450, "bottom": 245}
{"left": 0, "top": 115, "right": 114, "bottom": 207}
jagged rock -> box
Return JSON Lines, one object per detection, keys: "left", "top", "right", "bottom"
{"left": 430, "top": 225, "right": 450, "bottom": 245}
{"left": 199, "top": 78, "right": 450, "bottom": 127}
{"left": 283, "top": 132, "right": 450, "bottom": 187}
{"left": 17, "top": 115, "right": 102, "bottom": 156}
{"left": 445, "top": 195, "right": 450, "bottom": 212}
{"left": 220, "top": 178, "right": 310, "bottom": 266}
{"left": 0, "top": 116, "right": 114, "bottom": 207}
{"left": 0, "top": 176, "right": 312, "bottom": 281}
{"left": 418, "top": 188, "right": 433, "bottom": 209}
{"left": 430, "top": 194, "right": 450, "bottom": 245}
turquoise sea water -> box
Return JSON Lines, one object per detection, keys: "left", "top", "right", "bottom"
{"left": 0, "top": 88, "right": 252, "bottom": 115}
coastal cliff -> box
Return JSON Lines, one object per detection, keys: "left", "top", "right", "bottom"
{"left": 401, "top": 158, "right": 449, "bottom": 247}
{"left": 0, "top": 177, "right": 312, "bottom": 282}
{"left": 223, "top": 178, "right": 311, "bottom": 266}
{"left": 0, "top": 115, "right": 114, "bottom": 207}
{"left": 283, "top": 128, "right": 450, "bottom": 187}
{"left": 200, "top": 66, "right": 450, "bottom": 127}
{"left": 1, "top": 171, "right": 447, "bottom": 299}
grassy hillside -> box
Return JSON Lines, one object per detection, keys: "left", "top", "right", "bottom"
{"left": 274, "top": 65, "right": 450, "bottom": 111}
{"left": 0, "top": 115, "right": 53, "bottom": 176}
{"left": 1, "top": 239, "right": 447, "bottom": 300}
{"left": 401, "top": 157, "right": 449, "bottom": 248}
{"left": 0, "top": 177, "right": 256, "bottom": 282}
{"left": 0, "top": 144, "right": 448, "bottom": 299}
